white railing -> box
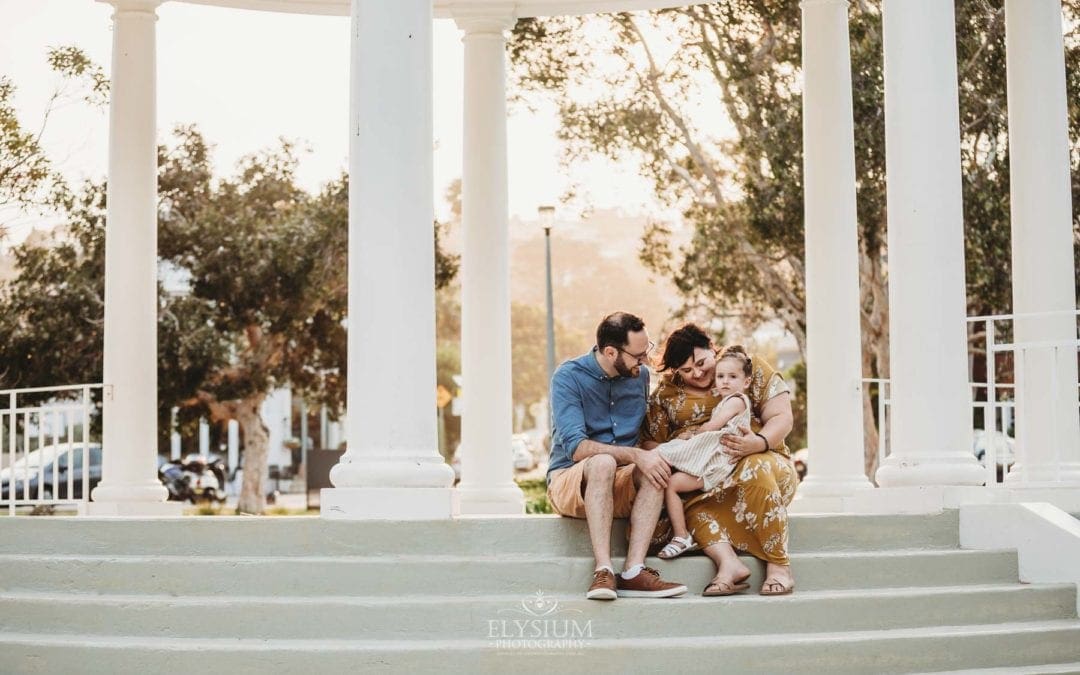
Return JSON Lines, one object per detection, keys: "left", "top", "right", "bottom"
{"left": 864, "top": 310, "right": 1079, "bottom": 486}
{"left": 0, "top": 384, "right": 102, "bottom": 514}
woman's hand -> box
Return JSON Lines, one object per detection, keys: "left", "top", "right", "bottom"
{"left": 719, "top": 425, "right": 768, "bottom": 460}
{"left": 676, "top": 430, "right": 695, "bottom": 440}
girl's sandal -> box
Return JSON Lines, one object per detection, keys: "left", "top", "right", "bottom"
{"left": 657, "top": 535, "right": 697, "bottom": 560}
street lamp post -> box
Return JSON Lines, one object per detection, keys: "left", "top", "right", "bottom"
{"left": 538, "top": 205, "right": 557, "bottom": 385}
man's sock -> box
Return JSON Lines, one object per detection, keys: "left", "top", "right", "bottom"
{"left": 621, "top": 564, "right": 644, "bottom": 580}
{"left": 595, "top": 564, "right": 615, "bottom": 575}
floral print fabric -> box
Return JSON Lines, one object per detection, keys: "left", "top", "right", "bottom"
{"left": 642, "top": 355, "right": 797, "bottom": 565}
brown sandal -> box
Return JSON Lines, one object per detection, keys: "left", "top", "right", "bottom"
{"left": 760, "top": 578, "right": 795, "bottom": 596}
{"left": 702, "top": 575, "right": 751, "bottom": 597}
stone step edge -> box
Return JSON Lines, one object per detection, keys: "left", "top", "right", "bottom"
{"left": 0, "top": 582, "right": 1070, "bottom": 607}
{"left": 0, "top": 548, "right": 1013, "bottom": 564}
{"left": 918, "top": 663, "right": 1080, "bottom": 675}
{"left": 1, "top": 619, "right": 1078, "bottom": 652}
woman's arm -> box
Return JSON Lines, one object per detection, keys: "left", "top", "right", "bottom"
{"left": 719, "top": 392, "right": 793, "bottom": 459}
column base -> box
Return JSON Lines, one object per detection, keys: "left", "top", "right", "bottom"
{"left": 86, "top": 500, "right": 184, "bottom": 516}
{"left": 846, "top": 484, "right": 1080, "bottom": 515}
{"left": 320, "top": 487, "right": 459, "bottom": 520}
{"left": 329, "top": 454, "right": 455, "bottom": 488}
{"left": 1005, "top": 462, "right": 1080, "bottom": 484}
{"left": 90, "top": 481, "right": 170, "bottom": 505}
{"left": 875, "top": 453, "right": 985, "bottom": 487}
{"left": 456, "top": 484, "right": 526, "bottom": 515}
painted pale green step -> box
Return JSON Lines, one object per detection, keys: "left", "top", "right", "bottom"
{"left": 0, "top": 548, "right": 1018, "bottom": 596}
{"left": 0, "top": 584, "right": 1072, "bottom": 640}
{"left": 0, "top": 511, "right": 961, "bottom": 556}
{"left": 2, "top": 620, "right": 1080, "bottom": 674}
{"left": 921, "top": 664, "right": 1080, "bottom": 674}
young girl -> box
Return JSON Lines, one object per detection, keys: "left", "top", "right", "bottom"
{"left": 655, "top": 345, "right": 754, "bottom": 561}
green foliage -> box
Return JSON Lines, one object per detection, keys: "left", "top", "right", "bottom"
{"left": 516, "top": 477, "right": 552, "bottom": 514}
{"left": 0, "top": 181, "right": 106, "bottom": 391}
{"left": 0, "top": 46, "right": 106, "bottom": 228}
{"left": 784, "top": 360, "right": 807, "bottom": 452}
{"left": 156, "top": 126, "right": 348, "bottom": 414}
{"left": 509, "top": 1, "right": 1080, "bottom": 358}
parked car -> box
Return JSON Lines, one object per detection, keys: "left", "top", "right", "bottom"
{"left": 0, "top": 443, "right": 102, "bottom": 501}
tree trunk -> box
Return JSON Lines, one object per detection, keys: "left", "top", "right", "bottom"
{"left": 861, "top": 346, "right": 881, "bottom": 483}
{"left": 235, "top": 393, "right": 269, "bottom": 515}
{"left": 859, "top": 241, "right": 890, "bottom": 484}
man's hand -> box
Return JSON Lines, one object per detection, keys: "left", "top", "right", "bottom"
{"left": 720, "top": 425, "right": 768, "bottom": 460}
{"left": 634, "top": 448, "right": 671, "bottom": 489}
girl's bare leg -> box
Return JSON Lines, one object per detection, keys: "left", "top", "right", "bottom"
{"left": 666, "top": 472, "right": 703, "bottom": 540}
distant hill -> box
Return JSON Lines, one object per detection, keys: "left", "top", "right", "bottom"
{"left": 440, "top": 208, "right": 685, "bottom": 348}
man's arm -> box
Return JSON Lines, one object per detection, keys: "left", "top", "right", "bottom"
{"left": 551, "top": 370, "right": 669, "bottom": 488}
{"left": 571, "top": 438, "right": 638, "bottom": 465}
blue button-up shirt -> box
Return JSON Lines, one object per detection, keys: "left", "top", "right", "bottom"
{"left": 547, "top": 348, "right": 650, "bottom": 482}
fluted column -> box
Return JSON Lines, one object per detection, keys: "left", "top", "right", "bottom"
{"left": 454, "top": 10, "right": 525, "bottom": 514}
{"left": 323, "top": 0, "right": 456, "bottom": 519}
{"left": 1003, "top": 0, "right": 1080, "bottom": 483}
{"left": 796, "top": 0, "right": 873, "bottom": 500}
{"left": 90, "top": 0, "right": 170, "bottom": 513}
{"left": 875, "top": 0, "right": 984, "bottom": 487}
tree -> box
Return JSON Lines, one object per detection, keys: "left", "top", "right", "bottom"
{"left": 0, "top": 46, "right": 108, "bottom": 235}
{"left": 1, "top": 121, "right": 460, "bottom": 514}
{"left": 509, "top": 1, "right": 1080, "bottom": 477}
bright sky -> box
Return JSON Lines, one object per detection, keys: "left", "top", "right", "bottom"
{"left": 0, "top": 0, "right": 663, "bottom": 245}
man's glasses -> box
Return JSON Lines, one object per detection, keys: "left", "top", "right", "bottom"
{"left": 618, "top": 341, "right": 656, "bottom": 364}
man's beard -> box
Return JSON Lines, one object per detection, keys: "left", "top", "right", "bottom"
{"left": 614, "top": 359, "right": 639, "bottom": 379}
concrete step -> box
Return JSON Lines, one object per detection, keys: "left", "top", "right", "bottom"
{"left": 0, "top": 584, "right": 1072, "bottom": 641}
{"left": 3, "top": 620, "right": 1080, "bottom": 674}
{"left": 0, "top": 548, "right": 1019, "bottom": 597}
{"left": 0, "top": 511, "right": 961, "bottom": 556}
{"left": 922, "top": 664, "right": 1080, "bottom": 674}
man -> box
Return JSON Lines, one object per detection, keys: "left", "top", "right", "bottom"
{"left": 547, "top": 312, "right": 687, "bottom": 600}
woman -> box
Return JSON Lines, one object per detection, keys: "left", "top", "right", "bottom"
{"left": 641, "top": 323, "right": 798, "bottom": 596}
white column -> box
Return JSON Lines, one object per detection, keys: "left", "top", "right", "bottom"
{"left": 198, "top": 418, "right": 210, "bottom": 455}
{"left": 227, "top": 419, "right": 239, "bottom": 471}
{"left": 1003, "top": 0, "right": 1080, "bottom": 483}
{"left": 90, "top": 0, "right": 170, "bottom": 513}
{"left": 323, "top": 0, "right": 456, "bottom": 519}
{"left": 454, "top": 11, "right": 525, "bottom": 514}
{"left": 875, "top": 0, "right": 984, "bottom": 487}
{"left": 796, "top": 0, "right": 873, "bottom": 501}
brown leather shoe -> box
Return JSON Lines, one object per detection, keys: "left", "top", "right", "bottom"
{"left": 586, "top": 568, "right": 617, "bottom": 600}
{"left": 616, "top": 566, "right": 687, "bottom": 598}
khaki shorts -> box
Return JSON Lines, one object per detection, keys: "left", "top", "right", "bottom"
{"left": 547, "top": 456, "right": 638, "bottom": 519}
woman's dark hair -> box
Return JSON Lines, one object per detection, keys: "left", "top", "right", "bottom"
{"left": 658, "top": 323, "right": 713, "bottom": 372}
{"left": 596, "top": 312, "right": 645, "bottom": 351}
{"left": 718, "top": 344, "right": 753, "bottom": 377}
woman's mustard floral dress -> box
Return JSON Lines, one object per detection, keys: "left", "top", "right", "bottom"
{"left": 641, "top": 355, "right": 799, "bottom": 565}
